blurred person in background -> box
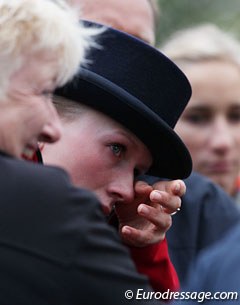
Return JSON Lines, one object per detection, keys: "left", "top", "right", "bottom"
{"left": 160, "top": 23, "right": 240, "bottom": 283}
{"left": 161, "top": 23, "right": 240, "bottom": 205}
{"left": 69, "top": 0, "right": 159, "bottom": 45}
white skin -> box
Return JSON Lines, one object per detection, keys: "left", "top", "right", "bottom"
{"left": 70, "top": 0, "right": 155, "bottom": 45}
{"left": 175, "top": 60, "right": 240, "bottom": 196}
{"left": 0, "top": 50, "right": 62, "bottom": 159}
{"left": 43, "top": 108, "right": 184, "bottom": 246}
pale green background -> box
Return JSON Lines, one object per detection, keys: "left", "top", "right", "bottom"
{"left": 156, "top": 0, "right": 240, "bottom": 45}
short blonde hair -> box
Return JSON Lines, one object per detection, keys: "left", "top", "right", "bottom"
{"left": 160, "top": 23, "right": 240, "bottom": 67}
{"left": 53, "top": 95, "right": 88, "bottom": 121}
{"left": 0, "top": 0, "right": 98, "bottom": 98}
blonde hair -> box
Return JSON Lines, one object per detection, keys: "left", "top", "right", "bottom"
{"left": 160, "top": 23, "right": 240, "bottom": 67}
{"left": 53, "top": 95, "right": 88, "bottom": 121}
{"left": 0, "top": 0, "right": 99, "bottom": 98}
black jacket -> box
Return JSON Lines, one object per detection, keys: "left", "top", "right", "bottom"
{"left": 0, "top": 152, "right": 159, "bottom": 305}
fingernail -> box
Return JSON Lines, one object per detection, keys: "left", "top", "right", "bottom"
{"left": 122, "top": 226, "right": 131, "bottom": 235}
{"left": 138, "top": 204, "right": 149, "bottom": 215}
{"left": 151, "top": 190, "right": 162, "bottom": 201}
{"left": 175, "top": 183, "right": 181, "bottom": 193}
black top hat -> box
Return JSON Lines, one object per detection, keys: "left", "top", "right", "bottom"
{"left": 55, "top": 21, "right": 192, "bottom": 179}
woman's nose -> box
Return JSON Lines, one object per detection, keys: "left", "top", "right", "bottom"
{"left": 40, "top": 119, "right": 62, "bottom": 143}
{"left": 209, "top": 118, "right": 234, "bottom": 153}
{"left": 108, "top": 174, "right": 135, "bottom": 204}
{"left": 40, "top": 104, "right": 62, "bottom": 143}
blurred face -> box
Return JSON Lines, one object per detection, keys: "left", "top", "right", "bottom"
{"left": 43, "top": 109, "right": 152, "bottom": 214}
{"left": 0, "top": 50, "right": 62, "bottom": 159}
{"left": 78, "top": 0, "right": 155, "bottom": 45}
{"left": 175, "top": 60, "right": 240, "bottom": 195}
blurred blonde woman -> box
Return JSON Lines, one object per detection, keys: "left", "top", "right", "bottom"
{"left": 161, "top": 23, "right": 240, "bottom": 204}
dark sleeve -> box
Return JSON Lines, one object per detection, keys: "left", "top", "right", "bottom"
{"left": 67, "top": 187, "right": 161, "bottom": 304}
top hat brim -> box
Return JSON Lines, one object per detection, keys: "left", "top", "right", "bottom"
{"left": 55, "top": 68, "right": 192, "bottom": 179}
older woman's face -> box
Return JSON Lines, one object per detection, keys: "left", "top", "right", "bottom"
{"left": 43, "top": 109, "right": 153, "bottom": 215}
{"left": 2, "top": 50, "right": 62, "bottom": 159}
{"left": 175, "top": 60, "right": 240, "bottom": 195}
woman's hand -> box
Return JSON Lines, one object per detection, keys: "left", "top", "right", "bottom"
{"left": 114, "top": 179, "right": 186, "bottom": 247}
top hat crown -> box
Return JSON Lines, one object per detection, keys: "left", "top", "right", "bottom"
{"left": 55, "top": 21, "right": 192, "bottom": 179}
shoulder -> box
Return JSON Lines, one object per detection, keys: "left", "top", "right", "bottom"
{"left": 0, "top": 154, "right": 98, "bottom": 207}
{"left": 0, "top": 154, "right": 102, "bottom": 259}
{"left": 1, "top": 153, "right": 71, "bottom": 191}
{"left": 185, "top": 221, "right": 240, "bottom": 293}
{"left": 184, "top": 171, "right": 230, "bottom": 201}
{"left": 174, "top": 171, "right": 240, "bottom": 240}
{"left": 183, "top": 172, "right": 239, "bottom": 213}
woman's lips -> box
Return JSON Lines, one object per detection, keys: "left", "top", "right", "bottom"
{"left": 101, "top": 201, "right": 115, "bottom": 216}
{"left": 206, "top": 161, "right": 233, "bottom": 174}
{"left": 21, "top": 145, "right": 38, "bottom": 161}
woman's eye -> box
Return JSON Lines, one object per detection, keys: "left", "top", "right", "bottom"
{"left": 110, "top": 143, "right": 125, "bottom": 157}
{"left": 183, "top": 113, "right": 211, "bottom": 125}
{"left": 228, "top": 111, "right": 240, "bottom": 123}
